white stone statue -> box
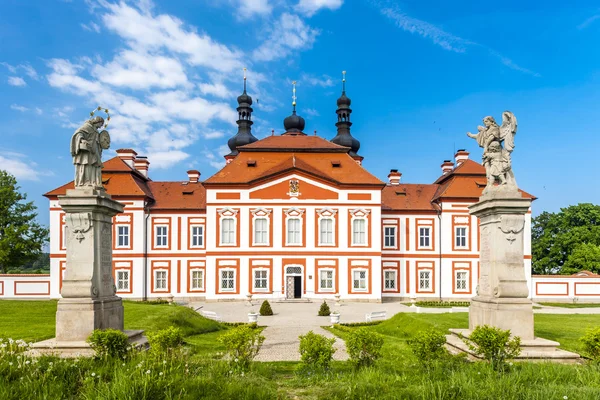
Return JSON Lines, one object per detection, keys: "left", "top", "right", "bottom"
{"left": 70, "top": 116, "right": 111, "bottom": 189}
{"left": 467, "top": 111, "right": 517, "bottom": 193}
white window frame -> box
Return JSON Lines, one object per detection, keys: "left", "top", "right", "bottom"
{"left": 286, "top": 217, "right": 302, "bottom": 246}
{"left": 319, "top": 269, "right": 335, "bottom": 292}
{"left": 352, "top": 218, "right": 368, "bottom": 246}
{"left": 220, "top": 269, "right": 236, "bottom": 292}
{"left": 418, "top": 226, "right": 431, "bottom": 249}
{"left": 155, "top": 225, "right": 169, "bottom": 248}
{"left": 116, "top": 225, "right": 130, "bottom": 248}
{"left": 220, "top": 217, "right": 236, "bottom": 246}
{"left": 383, "top": 269, "right": 397, "bottom": 291}
{"left": 352, "top": 269, "right": 368, "bottom": 292}
{"left": 418, "top": 269, "right": 432, "bottom": 291}
{"left": 319, "top": 217, "right": 335, "bottom": 246}
{"left": 154, "top": 269, "right": 168, "bottom": 292}
{"left": 190, "top": 225, "right": 204, "bottom": 248}
{"left": 253, "top": 217, "right": 269, "bottom": 246}
{"left": 455, "top": 270, "right": 469, "bottom": 292}
{"left": 190, "top": 269, "right": 204, "bottom": 291}
{"left": 383, "top": 226, "right": 396, "bottom": 249}
{"left": 455, "top": 226, "right": 468, "bottom": 249}
{"left": 116, "top": 270, "right": 130, "bottom": 292}
{"left": 252, "top": 268, "right": 269, "bottom": 292}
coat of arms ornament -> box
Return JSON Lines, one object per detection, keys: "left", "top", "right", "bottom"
{"left": 288, "top": 179, "right": 300, "bottom": 197}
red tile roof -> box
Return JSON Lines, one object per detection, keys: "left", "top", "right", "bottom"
{"left": 382, "top": 184, "right": 439, "bottom": 211}
{"left": 147, "top": 181, "right": 206, "bottom": 210}
{"left": 238, "top": 135, "right": 350, "bottom": 152}
{"left": 204, "top": 151, "right": 384, "bottom": 187}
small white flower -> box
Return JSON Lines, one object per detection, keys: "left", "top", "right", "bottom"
{"left": 8, "top": 362, "right": 13, "bottom": 366}
{"left": 122, "top": 363, "right": 126, "bottom": 367}
{"left": 159, "top": 372, "right": 163, "bottom": 376}
{"left": 234, "top": 358, "right": 238, "bottom": 363}
{"left": 25, "top": 360, "right": 30, "bottom": 365}
{"left": 564, "top": 397, "right": 568, "bottom": 400}
{"left": 241, "top": 372, "right": 244, "bottom": 377}
{"left": 163, "top": 360, "right": 167, "bottom": 364}
{"left": 49, "top": 362, "right": 53, "bottom": 366}
{"left": 91, "top": 373, "right": 96, "bottom": 377}
{"left": 146, "top": 370, "right": 151, "bottom": 374}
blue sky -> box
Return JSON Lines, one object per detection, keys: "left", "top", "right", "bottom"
{"left": 1, "top": 0, "right": 599, "bottom": 226}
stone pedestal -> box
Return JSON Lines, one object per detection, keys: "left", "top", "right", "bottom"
{"left": 446, "top": 189, "right": 580, "bottom": 362}
{"left": 31, "top": 188, "right": 147, "bottom": 356}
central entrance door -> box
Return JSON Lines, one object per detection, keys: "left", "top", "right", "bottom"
{"left": 285, "top": 265, "right": 303, "bottom": 299}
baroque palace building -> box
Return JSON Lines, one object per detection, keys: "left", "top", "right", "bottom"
{"left": 45, "top": 77, "right": 535, "bottom": 302}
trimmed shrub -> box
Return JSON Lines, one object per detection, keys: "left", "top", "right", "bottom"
{"left": 218, "top": 325, "right": 265, "bottom": 372}
{"left": 87, "top": 329, "right": 129, "bottom": 359}
{"left": 466, "top": 325, "right": 521, "bottom": 371}
{"left": 298, "top": 331, "right": 336, "bottom": 371}
{"left": 259, "top": 300, "right": 273, "bottom": 316}
{"left": 318, "top": 301, "right": 331, "bottom": 316}
{"left": 147, "top": 326, "right": 184, "bottom": 354}
{"left": 408, "top": 329, "right": 449, "bottom": 365}
{"left": 346, "top": 327, "right": 384, "bottom": 368}
{"left": 580, "top": 327, "right": 600, "bottom": 361}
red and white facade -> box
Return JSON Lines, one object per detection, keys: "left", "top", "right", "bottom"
{"left": 36, "top": 139, "right": 540, "bottom": 303}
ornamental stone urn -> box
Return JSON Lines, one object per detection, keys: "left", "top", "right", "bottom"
{"left": 330, "top": 312, "right": 340, "bottom": 325}
{"left": 334, "top": 294, "right": 341, "bottom": 306}
{"left": 248, "top": 312, "right": 259, "bottom": 323}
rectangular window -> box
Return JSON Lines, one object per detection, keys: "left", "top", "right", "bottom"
{"left": 116, "top": 270, "right": 129, "bottom": 291}
{"left": 352, "top": 219, "right": 367, "bottom": 245}
{"left": 455, "top": 271, "right": 468, "bottom": 291}
{"left": 155, "top": 226, "right": 168, "bottom": 248}
{"left": 221, "top": 218, "right": 235, "bottom": 245}
{"left": 117, "top": 226, "right": 130, "bottom": 248}
{"left": 191, "top": 269, "right": 204, "bottom": 290}
{"left": 319, "top": 269, "right": 334, "bottom": 291}
{"left": 419, "top": 270, "right": 431, "bottom": 291}
{"left": 155, "top": 270, "right": 167, "bottom": 291}
{"left": 191, "top": 226, "right": 204, "bottom": 247}
{"left": 287, "top": 218, "right": 301, "bottom": 245}
{"left": 253, "top": 270, "right": 268, "bottom": 290}
{"left": 353, "top": 270, "right": 367, "bottom": 291}
{"left": 455, "top": 227, "right": 467, "bottom": 248}
{"left": 220, "top": 270, "right": 235, "bottom": 291}
{"left": 383, "top": 226, "right": 396, "bottom": 248}
{"left": 419, "top": 227, "right": 431, "bottom": 248}
{"left": 254, "top": 218, "right": 268, "bottom": 245}
{"left": 319, "top": 218, "right": 334, "bottom": 245}
{"left": 384, "top": 270, "right": 396, "bottom": 290}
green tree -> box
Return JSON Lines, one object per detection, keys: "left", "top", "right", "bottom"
{"left": 532, "top": 203, "right": 600, "bottom": 274}
{"left": 0, "top": 170, "right": 49, "bottom": 273}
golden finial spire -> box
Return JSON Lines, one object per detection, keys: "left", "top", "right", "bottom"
{"left": 342, "top": 70, "right": 346, "bottom": 92}
{"left": 243, "top": 67, "right": 247, "bottom": 92}
{"left": 292, "top": 80, "right": 297, "bottom": 111}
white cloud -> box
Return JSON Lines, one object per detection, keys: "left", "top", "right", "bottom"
{"left": 297, "top": 0, "right": 343, "bottom": 16}
{"left": 1, "top": 62, "right": 38, "bottom": 80}
{"left": 92, "top": 50, "right": 189, "bottom": 90}
{"left": 253, "top": 13, "right": 319, "bottom": 61}
{"left": 35, "top": 107, "right": 43, "bottom": 115}
{"left": 0, "top": 152, "right": 53, "bottom": 181}
{"left": 376, "top": 2, "right": 539, "bottom": 76}
{"left": 198, "top": 81, "right": 234, "bottom": 98}
{"left": 300, "top": 73, "right": 335, "bottom": 87}
{"left": 81, "top": 21, "right": 101, "bottom": 33}
{"left": 10, "top": 104, "right": 29, "bottom": 112}
{"left": 102, "top": 1, "right": 243, "bottom": 71}
{"left": 578, "top": 15, "right": 600, "bottom": 30}
{"left": 8, "top": 77, "right": 26, "bottom": 87}
{"left": 145, "top": 150, "right": 190, "bottom": 169}
{"left": 304, "top": 108, "right": 319, "bottom": 117}
{"left": 238, "top": 0, "right": 272, "bottom": 18}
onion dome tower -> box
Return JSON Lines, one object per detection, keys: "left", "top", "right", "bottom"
{"left": 331, "top": 71, "right": 362, "bottom": 162}
{"left": 282, "top": 81, "right": 306, "bottom": 135}
{"left": 225, "top": 68, "right": 258, "bottom": 163}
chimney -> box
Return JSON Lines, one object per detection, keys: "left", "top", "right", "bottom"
{"left": 134, "top": 156, "right": 150, "bottom": 178}
{"left": 441, "top": 160, "right": 454, "bottom": 175}
{"left": 187, "top": 170, "right": 201, "bottom": 183}
{"left": 455, "top": 149, "right": 469, "bottom": 165}
{"left": 116, "top": 148, "right": 137, "bottom": 168}
{"left": 388, "top": 169, "right": 402, "bottom": 185}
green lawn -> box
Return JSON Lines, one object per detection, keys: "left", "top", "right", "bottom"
{"left": 3, "top": 301, "right": 600, "bottom": 399}
{"left": 540, "top": 302, "right": 600, "bottom": 308}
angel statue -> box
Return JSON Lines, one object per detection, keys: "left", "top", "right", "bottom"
{"left": 466, "top": 111, "right": 518, "bottom": 193}
{"left": 70, "top": 116, "right": 111, "bottom": 189}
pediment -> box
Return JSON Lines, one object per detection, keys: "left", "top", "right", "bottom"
{"left": 249, "top": 176, "right": 339, "bottom": 200}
